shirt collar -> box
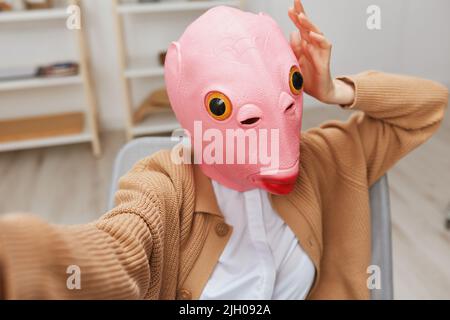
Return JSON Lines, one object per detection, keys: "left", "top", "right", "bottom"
{"left": 193, "top": 164, "right": 223, "bottom": 218}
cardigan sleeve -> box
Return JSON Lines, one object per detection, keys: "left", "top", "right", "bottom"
{"left": 0, "top": 156, "right": 177, "bottom": 299}
{"left": 302, "top": 71, "right": 448, "bottom": 187}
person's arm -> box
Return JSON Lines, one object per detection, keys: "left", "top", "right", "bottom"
{"left": 335, "top": 71, "right": 446, "bottom": 184}
{"left": 305, "top": 71, "right": 448, "bottom": 186}
{"left": 0, "top": 153, "right": 176, "bottom": 299}
{"left": 288, "top": 0, "right": 448, "bottom": 186}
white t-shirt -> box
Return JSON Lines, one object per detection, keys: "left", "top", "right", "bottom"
{"left": 200, "top": 180, "right": 316, "bottom": 300}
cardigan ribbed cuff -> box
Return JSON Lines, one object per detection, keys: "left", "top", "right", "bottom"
{"left": 336, "top": 70, "right": 380, "bottom": 110}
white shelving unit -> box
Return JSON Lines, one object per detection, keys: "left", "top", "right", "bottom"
{"left": 131, "top": 111, "right": 181, "bottom": 136}
{"left": 0, "top": 75, "right": 82, "bottom": 91}
{"left": 0, "top": 8, "right": 69, "bottom": 22}
{"left": 0, "top": 0, "right": 101, "bottom": 156}
{"left": 112, "top": 0, "right": 242, "bottom": 140}
{"left": 124, "top": 57, "right": 165, "bottom": 79}
{"left": 0, "top": 127, "right": 92, "bottom": 153}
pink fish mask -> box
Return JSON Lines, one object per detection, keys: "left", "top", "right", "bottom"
{"left": 165, "top": 6, "right": 303, "bottom": 195}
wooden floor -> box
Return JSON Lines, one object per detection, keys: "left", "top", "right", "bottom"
{"left": 0, "top": 106, "right": 449, "bottom": 299}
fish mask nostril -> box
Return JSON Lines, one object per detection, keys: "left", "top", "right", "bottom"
{"left": 240, "top": 117, "right": 261, "bottom": 125}
{"left": 285, "top": 103, "right": 295, "bottom": 113}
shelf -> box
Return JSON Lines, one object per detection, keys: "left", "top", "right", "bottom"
{"left": 118, "top": 0, "right": 240, "bottom": 14}
{"left": 0, "top": 8, "right": 69, "bottom": 23}
{"left": 125, "top": 66, "right": 164, "bottom": 79}
{"left": 125, "top": 57, "right": 164, "bottom": 79}
{"left": 132, "top": 111, "right": 180, "bottom": 136}
{"left": 0, "top": 126, "right": 93, "bottom": 152}
{"left": 0, "top": 75, "right": 82, "bottom": 91}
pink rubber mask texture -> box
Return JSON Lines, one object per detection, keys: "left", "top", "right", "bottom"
{"left": 165, "top": 6, "right": 303, "bottom": 195}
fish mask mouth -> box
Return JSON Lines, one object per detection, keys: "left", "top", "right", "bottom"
{"left": 249, "top": 159, "right": 300, "bottom": 195}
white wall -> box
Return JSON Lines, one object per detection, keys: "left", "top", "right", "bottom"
{"left": 1, "top": 0, "right": 449, "bottom": 130}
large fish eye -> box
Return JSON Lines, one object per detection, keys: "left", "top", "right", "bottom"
{"left": 289, "top": 66, "right": 303, "bottom": 95}
{"left": 205, "top": 91, "right": 232, "bottom": 121}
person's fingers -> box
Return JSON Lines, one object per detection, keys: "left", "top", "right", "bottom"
{"left": 290, "top": 31, "right": 302, "bottom": 59}
{"left": 298, "top": 12, "right": 322, "bottom": 35}
{"left": 298, "top": 28, "right": 310, "bottom": 43}
{"left": 288, "top": 8, "right": 311, "bottom": 44}
{"left": 290, "top": 31, "right": 301, "bottom": 46}
{"left": 294, "top": 0, "right": 306, "bottom": 16}
{"left": 301, "top": 39, "right": 314, "bottom": 64}
{"left": 293, "top": 0, "right": 301, "bottom": 14}
{"left": 305, "top": 42, "right": 323, "bottom": 70}
{"left": 288, "top": 7, "right": 301, "bottom": 29}
{"left": 298, "top": 54, "right": 308, "bottom": 70}
{"left": 308, "top": 31, "right": 332, "bottom": 50}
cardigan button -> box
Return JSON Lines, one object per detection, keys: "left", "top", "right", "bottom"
{"left": 177, "top": 288, "right": 192, "bottom": 300}
{"left": 215, "top": 222, "right": 230, "bottom": 237}
{"left": 308, "top": 236, "right": 315, "bottom": 247}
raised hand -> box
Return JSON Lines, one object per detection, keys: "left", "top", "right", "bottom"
{"left": 288, "top": 0, "right": 354, "bottom": 105}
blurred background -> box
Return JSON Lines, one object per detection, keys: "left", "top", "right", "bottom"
{"left": 0, "top": 0, "right": 449, "bottom": 299}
